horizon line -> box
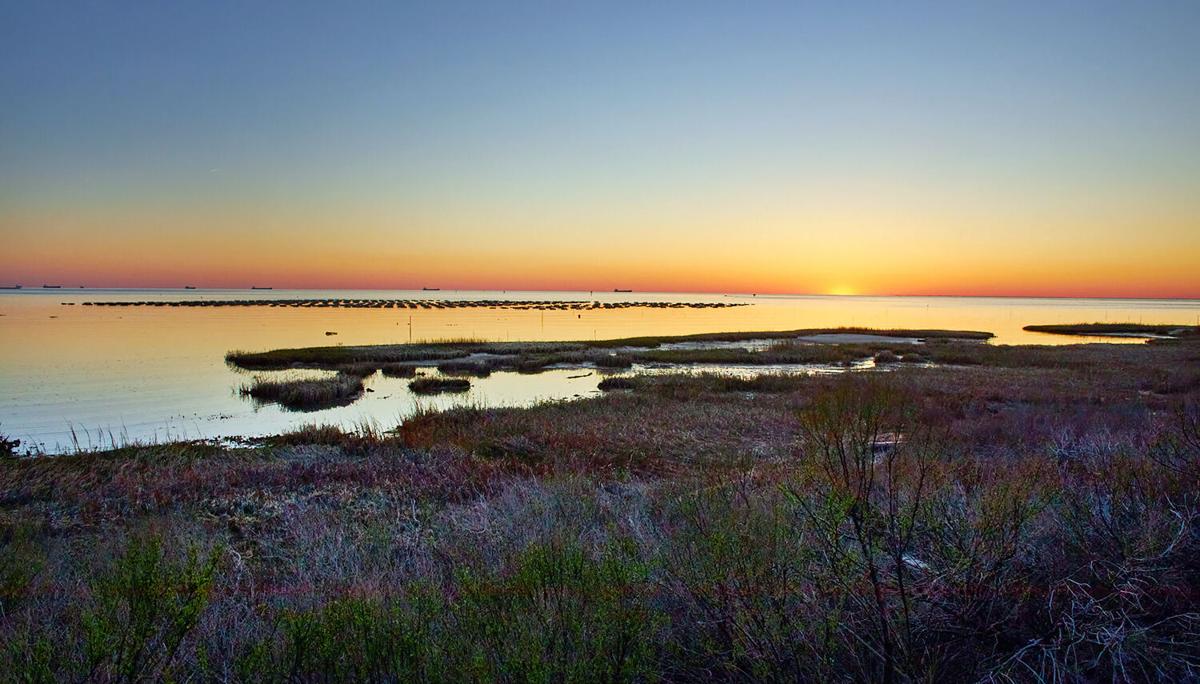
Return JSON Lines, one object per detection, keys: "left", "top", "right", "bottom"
{"left": 2, "top": 285, "right": 1198, "bottom": 303}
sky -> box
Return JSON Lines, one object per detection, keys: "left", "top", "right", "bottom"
{"left": 1, "top": 1, "right": 1198, "bottom": 297}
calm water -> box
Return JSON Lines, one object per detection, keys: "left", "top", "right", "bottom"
{"left": 2, "top": 289, "right": 1197, "bottom": 453}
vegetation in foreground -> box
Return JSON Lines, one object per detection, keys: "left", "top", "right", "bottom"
{"left": 3, "top": 339, "right": 1200, "bottom": 682}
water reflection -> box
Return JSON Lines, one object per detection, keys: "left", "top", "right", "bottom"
{"left": 1, "top": 289, "right": 1197, "bottom": 452}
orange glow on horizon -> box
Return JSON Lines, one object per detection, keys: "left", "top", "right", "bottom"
{"left": 2, "top": 203, "right": 1198, "bottom": 299}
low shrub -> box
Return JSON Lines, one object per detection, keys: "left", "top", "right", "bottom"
{"left": 82, "top": 535, "right": 219, "bottom": 682}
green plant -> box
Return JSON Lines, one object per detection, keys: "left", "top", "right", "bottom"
{"left": 660, "top": 482, "right": 827, "bottom": 680}
{"left": 452, "top": 538, "right": 659, "bottom": 682}
{"left": 82, "top": 535, "right": 219, "bottom": 682}
{"left": 0, "top": 526, "right": 44, "bottom": 616}
{"left": 788, "top": 377, "right": 943, "bottom": 683}
{"left": 0, "top": 630, "right": 56, "bottom": 683}
{"left": 267, "top": 592, "right": 443, "bottom": 682}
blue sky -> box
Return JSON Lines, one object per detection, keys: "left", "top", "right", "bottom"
{"left": 2, "top": 1, "right": 1198, "bottom": 294}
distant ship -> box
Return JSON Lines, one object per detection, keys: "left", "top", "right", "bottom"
{"left": 613, "top": 288, "right": 633, "bottom": 293}
{"left": 42, "top": 284, "right": 62, "bottom": 289}
{"left": 0, "top": 285, "right": 21, "bottom": 290}
{"left": 422, "top": 287, "right": 440, "bottom": 291}
{"left": 251, "top": 286, "right": 273, "bottom": 290}
{"left": 184, "top": 285, "right": 196, "bottom": 290}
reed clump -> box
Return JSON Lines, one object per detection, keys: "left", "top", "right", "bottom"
{"left": 873, "top": 349, "right": 900, "bottom": 364}
{"left": 379, "top": 363, "right": 417, "bottom": 378}
{"left": 597, "top": 377, "right": 637, "bottom": 391}
{"left": 593, "top": 354, "right": 634, "bottom": 369}
{"left": 240, "top": 373, "right": 364, "bottom": 411}
{"left": 408, "top": 377, "right": 471, "bottom": 394}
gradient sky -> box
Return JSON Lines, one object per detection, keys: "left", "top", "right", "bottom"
{"left": 2, "top": 1, "right": 1198, "bottom": 296}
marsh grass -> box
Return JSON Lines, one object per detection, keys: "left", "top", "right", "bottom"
{"left": 225, "top": 327, "right": 994, "bottom": 374}
{"left": 6, "top": 344, "right": 1200, "bottom": 682}
{"left": 1025, "top": 323, "right": 1200, "bottom": 338}
{"left": 631, "top": 343, "right": 869, "bottom": 366}
{"left": 593, "top": 354, "right": 634, "bottom": 369}
{"left": 333, "top": 362, "right": 383, "bottom": 378}
{"left": 379, "top": 363, "right": 417, "bottom": 378}
{"left": 240, "top": 373, "right": 364, "bottom": 411}
{"left": 600, "top": 373, "right": 798, "bottom": 394}
{"left": 873, "top": 349, "right": 900, "bottom": 364}
{"left": 225, "top": 346, "right": 470, "bottom": 372}
{"left": 436, "top": 359, "right": 495, "bottom": 377}
{"left": 584, "top": 326, "right": 993, "bottom": 348}
{"left": 260, "top": 421, "right": 393, "bottom": 450}
{"left": 710, "top": 373, "right": 804, "bottom": 392}
{"left": 597, "top": 377, "right": 637, "bottom": 391}
{"left": 408, "top": 377, "right": 471, "bottom": 394}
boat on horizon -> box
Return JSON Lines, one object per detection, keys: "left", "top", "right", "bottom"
{"left": 613, "top": 288, "right": 633, "bottom": 293}
{"left": 422, "top": 287, "right": 440, "bottom": 291}
{"left": 184, "top": 285, "right": 196, "bottom": 290}
{"left": 0, "top": 285, "right": 21, "bottom": 290}
{"left": 251, "top": 286, "right": 273, "bottom": 290}
{"left": 42, "top": 284, "right": 62, "bottom": 289}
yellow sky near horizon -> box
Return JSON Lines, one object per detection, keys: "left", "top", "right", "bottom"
{"left": 3, "top": 193, "right": 1197, "bottom": 297}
